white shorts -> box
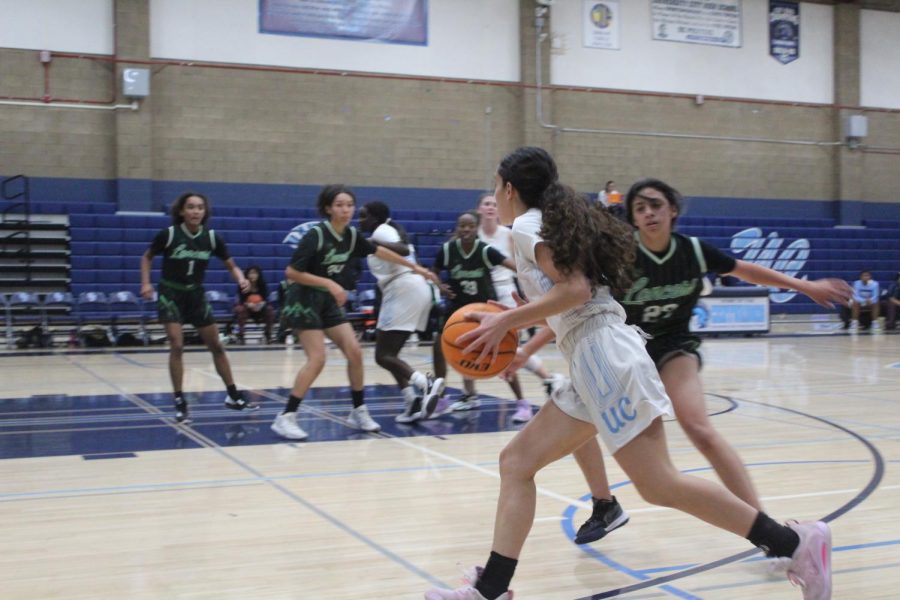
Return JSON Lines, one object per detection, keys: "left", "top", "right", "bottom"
{"left": 493, "top": 282, "right": 518, "bottom": 309}
{"left": 555, "top": 314, "right": 673, "bottom": 454}
{"left": 377, "top": 273, "right": 433, "bottom": 333}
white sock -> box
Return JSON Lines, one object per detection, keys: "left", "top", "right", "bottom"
{"left": 410, "top": 370, "right": 428, "bottom": 392}
{"left": 524, "top": 354, "right": 543, "bottom": 374}
{"left": 402, "top": 386, "right": 417, "bottom": 402}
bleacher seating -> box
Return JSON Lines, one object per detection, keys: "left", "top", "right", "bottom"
{"left": 5, "top": 199, "right": 900, "bottom": 325}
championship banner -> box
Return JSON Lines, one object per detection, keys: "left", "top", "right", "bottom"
{"left": 583, "top": 0, "right": 621, "bottom": 50}
{"left": 651, "top": 0, "right": 741, "bottom": 48}
{"left": 260, "top": 0, "right": 428, "bottom": 46}
{"left": 769, "top": 0, "right": 799, "bottom": 64}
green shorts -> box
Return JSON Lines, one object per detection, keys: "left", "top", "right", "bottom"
{"left": 281, "top": 284, "right": 347, "bottom": 331}
{"left": 157, "top": 284, "right": 215, "bottom": 328}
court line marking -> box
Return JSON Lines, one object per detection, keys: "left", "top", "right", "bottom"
{"left": 573, "top": 395, "right": 885, "bottom": 600}
{"left": 62, "top": 355, "right": 448, "bottom": 589}
{"left": 28, "top": 356, "right": 892, "bottom": 596}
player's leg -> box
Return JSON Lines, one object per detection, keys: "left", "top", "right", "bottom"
{"left": 614, "top": 418, "right": 831, "bottom": 598}
{"left": 570, "top": 436, "right": 629, "bottom": 544}
{"left": 426, "top": 401, "right": 598, "bottom": 600}
{"left": 661, "top": 353, "right": 761, "bottom": 509}
{"left": 271, "top": 327, "right": 326, "bottom": 440}
{"left": 163, "top": 321, "right": 190, "bottom": 423}
{"left": 327, "top": 322, "right": 381, "bottom": 432}
{"left": 197, "top": 323, "right": 259, "bottom": 411}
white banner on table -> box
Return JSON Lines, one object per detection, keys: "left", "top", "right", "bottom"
{"left": 583, "top": 0, "right": 621, "bottom": 50}
{"left": 651, "top": 0, "right": 742, "bottom": 48}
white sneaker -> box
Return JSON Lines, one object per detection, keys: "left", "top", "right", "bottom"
{"left": 347, "top": 404, "right": 381, "bottom": 432}
{"left": 786, "top": 521, "right": 832, "bottom": 600}
{"left": 424, "top": 566, "right": 512, "bottom": 600}
{"left": 449, "top": 394, "right": 480, "bottom": 412}
{"left": 396, "top": 388, "right": 422, "bottom": 424}
{"left": 271, "top": 412, "right": 308, "bottom": 440}
{"left": 418, "top": 376, "right": 445, "bottom": 420}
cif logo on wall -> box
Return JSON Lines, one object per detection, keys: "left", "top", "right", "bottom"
{"left": 730, "top": 228, "right": 809, "bottom": 303}
{"left": 590, "top": 3, "right": 614, "bottom": 28}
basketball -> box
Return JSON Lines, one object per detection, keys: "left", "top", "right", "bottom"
{"left": 441, "top": 303, "right": 518, "bottom": 379}
{"left": 247, "top": 294, "right": 264, "bottom": 305}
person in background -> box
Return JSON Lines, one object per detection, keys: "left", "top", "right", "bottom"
{"left": 233, "top": 265, "right": 276, "bottom": 344}
{"left": 358, "top": 201, "right": 445, "bottom": 424}
{"left": 140, "top": 192, "right": 259, "bottom": 424}
{"left": 842, "top": 270, "right": 880, "bottom": 331}
{"left": 271, "top": 184, "right": 439, "bottom": 441}
{"left": 881, "top": 271, "right": 899, "bottom": 330}
{"left": 598, "top": 180, "right": 624, "bottom": 219}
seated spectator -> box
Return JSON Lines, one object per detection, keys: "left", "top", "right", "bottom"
{"left": 233, "top": 265, "right": 276, "bottom": 343}
{"left": 882, "top": 272, "right": 900, "bottom": 331}
{"left": 598, "top": 180, "right": 624, "bottom": 219}
{"left": 840, "top": 269, "right": 880, "bottom": 330}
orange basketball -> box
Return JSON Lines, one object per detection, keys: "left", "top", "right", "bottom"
{"left": 246, "top": 294, "right": 264, "bottom": 305}
{"left": 441, "top": 303, "right": 518, "bottom": 379}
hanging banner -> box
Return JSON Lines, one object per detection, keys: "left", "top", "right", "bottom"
{"left": 769, "top": 0, "right": 799, "bottom": 64}
{"left": 260, "top": 0, "right": 428, "bottom": 46}
{"left": 651, "top": 0, "right": 742, "bottom": 48}
{"left": 583, "top": 0, "right": 621, "bottom": 50}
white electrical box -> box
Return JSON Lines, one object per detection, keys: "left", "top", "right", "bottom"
{"left": 843, "top": 115, "right": 868, "bottom": 139}
{"left": 122, "top": 68, "right": 150, "bottom": 98}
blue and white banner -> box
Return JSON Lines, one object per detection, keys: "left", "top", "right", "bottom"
{"left": 583, "top": 0, "right": 621, "bottom": 50}
{"left": 651, "top": 0, "right": 741, "bottom": 48}
{"left": 769, "top": 0, "right": 799, "bottom": 64}
{"left": 260, "top": 0, "right": 428, "bottom": 46}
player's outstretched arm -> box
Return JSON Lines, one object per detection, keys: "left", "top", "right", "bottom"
{"left": 729, "top": 260, "right": 852, "bottom": 309}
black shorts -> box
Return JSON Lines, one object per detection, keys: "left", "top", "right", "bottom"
{"left": 281, "top": 284, "right": 347, "bottom": 331}
{"left": 644, "top": 333, "right": 703, "bottom": 371}
{"left": 157, "top": 284, "right": 215, "bottom": 328}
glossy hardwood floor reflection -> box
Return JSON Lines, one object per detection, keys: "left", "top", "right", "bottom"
{"left": 0, "top": 331, "right": 898, "bottom": 599}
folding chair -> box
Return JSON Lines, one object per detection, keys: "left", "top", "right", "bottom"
{"left": 76, "top": 291, "right": 112, "bottom": 347}
{"left": 204, "top": 290, "right": 235, "bottom": 336}
{"left": 109, "top": 291, "right": 148, "bottom": 346}
{"left": 5, "top": 292, "right": 44, "bottom": 349}
{"left": 43, "top": 292, "right": 75, "bottom": 346}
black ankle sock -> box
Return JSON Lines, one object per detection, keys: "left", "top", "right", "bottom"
{"left": 476, "top": 551, "right": 517, "bottom": 600}
{"left": 226, "top": 384, "right": 240, "bottom": 400}
{"left": 351, "top": 389, "right": 364, "bottom": 409}
{"left": 284, "top": 395, "right": 303, "bottom": 414}
{"left": 746, "top": 512, "right": 800, "bottom": 558}
{"left": 174, "top": 391, "right": 183, "bottom": 400}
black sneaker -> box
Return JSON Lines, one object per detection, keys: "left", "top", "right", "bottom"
{"left": 574, "top": 496, "right": 629, "bottom": 544}
{"left": 174, "top": 397, "right": 191, "bottom": 424}
{"left": 224, "top": 392, "right": 260, "bottom": 411}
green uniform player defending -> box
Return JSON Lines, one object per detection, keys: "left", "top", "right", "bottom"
{"left": 141, "top": 192, "right": 259, "bottom": 423}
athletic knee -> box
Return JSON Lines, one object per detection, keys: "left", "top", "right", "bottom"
{"left": 169, "top": 342, "right": 184, "bottom": 357}
{"left": 345, "top": 344, "right": 363, "bottom": 366}
{"left": 498, "top": 445, "right": 538, "bottom": 482}
{"left": 631, "top": 472, "right": 681, "bottom": 508}
{"left": 682, "top": 421, "right": 720, "bottom": 455}
{"left": 374, "top": 349, "right": 393, "bottom": 369}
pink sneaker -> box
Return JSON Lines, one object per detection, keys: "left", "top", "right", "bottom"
{"left": 511, "top": 399, "right": 533, "bottom": 423}
{"left": 786, "top": 521, "right": 832, "bottom": 600}
{"left": 424, "top": 566, "right": 513, "bottom": 600}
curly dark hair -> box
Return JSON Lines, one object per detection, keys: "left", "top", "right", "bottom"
{"left": 497, "top": 147, "right": 635, "bottom": 295}
{"left": 170, "top": 191, "right": 210, "bottom": 225}
{"left": 317, "top": 184, "right": 356, "bottom": 218}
